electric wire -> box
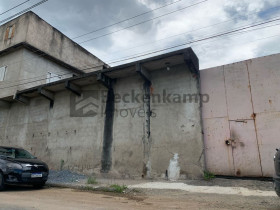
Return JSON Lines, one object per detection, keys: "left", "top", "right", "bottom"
{"left": 1, "top": 2, "right": 278, "bottom": 73}
{"left": 0, "top": 0, "right": 48, "bottom": 24}
{"left": 0, "top": 0, "right": 31, "bottom": 16}
{"left": 79, "top": 0, "right": 208, "bottom": 44}
{"left": 0, "top": 18, "right": 279, "bottom": 90}
{"left": 72, "top": 0, "right": 186, "bottom": 39}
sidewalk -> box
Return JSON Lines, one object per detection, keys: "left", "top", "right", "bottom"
{"left": 46, "top": 170, "right": 277, "bottom": 197}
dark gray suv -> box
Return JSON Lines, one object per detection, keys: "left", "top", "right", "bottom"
{"left": 0, "top": 146, "right": 48, "bottom": 190}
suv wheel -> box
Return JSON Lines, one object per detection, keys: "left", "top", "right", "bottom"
{"left": 33, "top": 181, "right": 46, "bottom": 189}
{"left": 0, "top": 172, "right": 5, "bottom": 191}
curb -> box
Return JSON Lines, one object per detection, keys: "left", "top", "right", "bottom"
{"left": 46, "top": 182, "right": 125, "bottom": 193}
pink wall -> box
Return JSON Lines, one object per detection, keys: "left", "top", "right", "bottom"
{"left": 201, "top": 53, "right": 280, "bottom": 177}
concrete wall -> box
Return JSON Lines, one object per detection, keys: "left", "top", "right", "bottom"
{"left": 26, "top": 12, "right": 105, "bottom": 71}
{"left": 150, "top": 65, "right": 204, "bottom": 179}
{"left": 0, "top": 48, "right": 74, "bottom": 99}
{"left": 201, "top": 53, "right": 280, "bottom": 177}
{"left": 0, "top": 84, "right": 106, "bottom": 174}
{"left": 0, "top": 49, "right": 24, "bottom": 98}
{"left": 0, "top": 12, "right": 105, "bottom": 71}
{"left": 0, "top": 12, "right": 107, "bottom": 99}
{"left": 0, "top": 63, "right": 204, "bottom": 179}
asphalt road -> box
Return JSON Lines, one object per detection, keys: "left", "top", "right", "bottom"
{"left": 0, "top": 186, "right": 280, "bottom": 210}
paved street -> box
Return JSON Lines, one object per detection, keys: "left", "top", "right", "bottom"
{"left": 0, "top": 185, "right": 280, "bottom": 210}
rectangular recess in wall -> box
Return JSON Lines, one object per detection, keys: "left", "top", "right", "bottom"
{"left": 0, "top": 66, "right": 7, "bottom": 81}
{"left": 4, "top": 25, "right": 15, "bottom": 40}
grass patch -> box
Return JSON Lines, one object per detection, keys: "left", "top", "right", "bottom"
{"left": 87, "top": 176, "right": 98, "bottom": 185}
{"left": 110, "top": 184, "right": 127, "bottom": 193}
{"left": 203, "top": 171, "right": 215, "bottom": 181}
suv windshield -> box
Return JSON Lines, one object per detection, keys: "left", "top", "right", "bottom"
{"left": 0, "top": 147, "right": 35, "bottom": 159}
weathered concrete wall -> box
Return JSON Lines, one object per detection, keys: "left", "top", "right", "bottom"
{"left": 0, "top": 11, "right": 106, "bottom": 99}
{"left": 0, "top": 84, "right": 106, "bottom": 174}
{"left": 0, "top": 48, "right": 74, "bottom": 99}
{"left": 201, "top": 53, "right": 280, "bottom": 177}
{"left": 109, "top": 64, "right": 203, "bottom": 178}
{"left": 0, "top": 64, "right": 204, "bottom": 178}
{"left": 0, "top": 12, "right": 105, "bottom": 71}
{"left": 110, "top": 75, "right": 145, "bottom": 178}
{"left": 150, "top": 65, "right": 204, "bottom": 179}
{"left": 0, "top": 49, "right": 24, "bottom": 98}
{"left": 26, "top": 12, "right": 105, "bottom": 71}
{"left": 0, "top": 14, "right": 28, "bottom": 49}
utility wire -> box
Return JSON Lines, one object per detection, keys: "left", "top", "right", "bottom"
{"left": 106, "top": 18, "right": 280, "bottom": 64}
{"left": 79, "top": 0, "right": 208, "bottom": 44}
{"left": 0, "top": 3, "right": 279, "bottom": 87}
{"left": 0, "top": 18, "right": 279, "bottom": 90}
{"left": 0, "top": 0, "right": 31, "bottom": 16}
{"left": 107, "top": 23, "right": 280, "bottom": 64}
{"left": 1, "top": 1, "right": 279, "bottom": 70}
{"left": 0, "top": 17, "right": 279, "bottom": 88}
{"left": 2, "top": 31, "right": 279, "bottom": 91}
{"left": 0, "top": 0, "right": 208, "bottom": 74}
{"left": 72, "top": 0, "right": 185, "bottom": 39}
{"left": 97, "top": 5, "right": 280, "bottom": 57}
{"left": 0, "top": 0, "right": 48, "bottom": 24}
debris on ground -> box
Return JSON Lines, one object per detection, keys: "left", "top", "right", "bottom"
{"left": 47, "top": 170, "right": 86, "bottom": 184}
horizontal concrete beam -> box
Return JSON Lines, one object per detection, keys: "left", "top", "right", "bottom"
{"left": 97, "top": 73, "right": 112, "bottom": 89}
{"left": 0, "top": 100, "right": 11, "bottom": 108}
{"left": 13, "top": 93, "right": 30, "bottom": 105}
{"left": 65, "top": 81, "right": 81, "bottom": 96}
{"left": 38, "top": 87, "right": 54, "bottom": 102}
{"left": 136, "top": 63, "right": 151, "bottom": 84}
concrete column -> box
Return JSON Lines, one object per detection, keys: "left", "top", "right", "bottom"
{"left": 101, "top": 87, "right": 115, "bottom": 173}
{"left": 143, "top": 81, "right": 152, "bottom": 177}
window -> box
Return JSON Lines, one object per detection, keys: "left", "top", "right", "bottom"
{"left": 0, "top": 66, "right": 7, "bottom": 81}
{"left": 46, "top": 72, "right": 62, "bottom": 83}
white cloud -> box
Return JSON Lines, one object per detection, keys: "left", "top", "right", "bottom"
{"left": 1, "top": 0, "right": 279, "bottom": 69}
{"left": 100, "top": 0, "right": 280, "bottom": 69}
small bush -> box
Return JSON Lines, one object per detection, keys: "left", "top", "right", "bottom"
{"left": 110, "top": 184, "right": 127, "bottom": 193}
{"left": 87, "top": 176, "right": 98, "bottom": 185}
{"left": 203, "top": 171, "right": 215, "bottom": 181}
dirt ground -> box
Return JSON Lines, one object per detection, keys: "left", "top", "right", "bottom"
{"left": 0, "top": 185, "right": 280, "bottom": 210}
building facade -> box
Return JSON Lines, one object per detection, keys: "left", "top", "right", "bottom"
{"left": 0, "top": 12, "right": 204, "bottom": 179}
{"left": 2, "top": 11, "right": 278, "bottom": 179}
{"left": 0, "top": 12, "right": 106, "bottom": 100}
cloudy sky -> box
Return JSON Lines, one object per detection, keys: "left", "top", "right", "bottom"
{"left": 0, "top": 0, "right": 280, "bottom": 69}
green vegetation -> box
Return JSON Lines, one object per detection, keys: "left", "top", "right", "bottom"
{"left": 87, "top": 176, "right": 98, "bottom": 185}
{"left": 80, "top": 184, "right": 128, "bottom": 194}
{"left": 110, "top": 184, "right": 127, "bottom": 193}
{"left": 203, "top": 171, "right": 215, "bottom": 181}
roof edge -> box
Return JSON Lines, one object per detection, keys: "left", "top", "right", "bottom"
{"left": 0, "top": 42, "right": 88, "bottom": 75}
